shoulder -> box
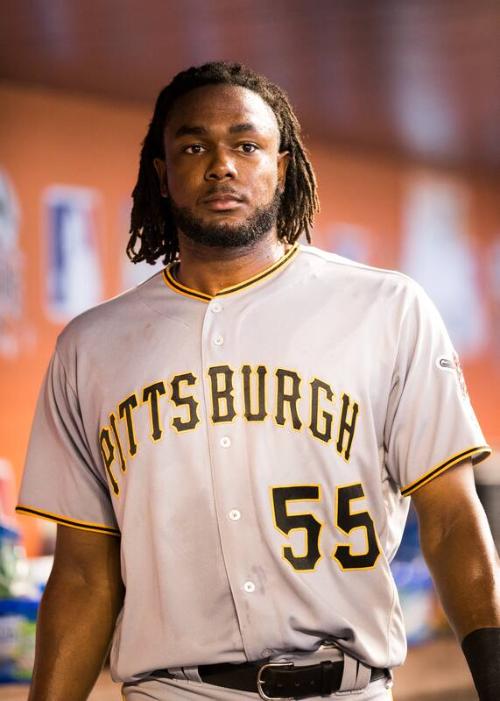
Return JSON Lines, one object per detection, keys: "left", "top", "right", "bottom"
{"left": 297, "top": 244, "right": 424, "bottom": 306}
{"left": 55, "top": 269, "right": 165, "bottom": 359}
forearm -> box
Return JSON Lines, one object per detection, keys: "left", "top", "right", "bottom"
{"left": 29, "top": 568, "right": 124, "bottom": 701}
{"left": 420, "top": 503, "right": 500, "bottom": 639}
{"left": 413, "top": 461, "right": 500, "bottom": 700}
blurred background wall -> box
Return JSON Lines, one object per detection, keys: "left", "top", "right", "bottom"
{"left": 0, "top": 2, "right": 499, "bottom": 691}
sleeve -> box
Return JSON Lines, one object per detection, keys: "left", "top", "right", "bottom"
{"left": 384, "top": 281, "right": 491, "bottom": 497}
{"left": 16, "top": 347, "right": 120, "bottom": 536}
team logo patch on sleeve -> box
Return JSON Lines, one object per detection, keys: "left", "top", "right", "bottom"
{"left": 437, "top": 356, "right": 454, "bottom": 370}
{"left": 436, "top": 353, "right": 469, "bottom": 399}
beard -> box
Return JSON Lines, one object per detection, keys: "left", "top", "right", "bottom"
{"left": 169, "top": 188, "right": 281, "bottom": 249}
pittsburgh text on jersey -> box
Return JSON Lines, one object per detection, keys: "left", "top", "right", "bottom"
{"left": 99, "top": 363, "right": 359, "bottom": 496}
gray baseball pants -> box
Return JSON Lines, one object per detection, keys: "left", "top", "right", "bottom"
{"left": 122, "top": 676, "right": 393, "bottom": 700}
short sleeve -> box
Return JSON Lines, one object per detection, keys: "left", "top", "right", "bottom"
{"left": 16, "top": 348, "right": 120, "bottom": 535}
{"left": 384, "top": 282, "right": 490, "bottom": 496}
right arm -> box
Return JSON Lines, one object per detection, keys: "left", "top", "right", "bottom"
{"left": 29, "top": 524, "right": 124, "bottom": 701}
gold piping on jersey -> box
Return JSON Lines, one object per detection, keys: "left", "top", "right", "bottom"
{"left": 400, "top": 445, "right": 491, "bottom": 496}
{"left": 164, "top": 272, "right": 212, "bottom": 302}
{"left": 162, "top": 244, "right": 299, "bottom": 302}
{"left": 15, "top": 505, "right": 120, "bottom": 536}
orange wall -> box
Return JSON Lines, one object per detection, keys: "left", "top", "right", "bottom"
{"left": 1, "top": 83, "right": 498, "bottom": 554}
{"left": 0, "top": 84, "right": 147, "bottom": 553}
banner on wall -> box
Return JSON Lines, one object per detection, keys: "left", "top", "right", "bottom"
{"left": 401, "top": 174, "right": 488, "bottom": 358}
{"left": 44, "top": 186, "right": 103, "bottom": 322}
{"left": 0, "top": 169, "right": 24, "bottom": 358}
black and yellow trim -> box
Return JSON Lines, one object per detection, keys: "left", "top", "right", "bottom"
{"left": 163, "top": 244, "right": 299, "bottom": 302}
{"left": 401, "top": 445, "right": 491, "bottom": 496}
{"left": 15, "top": 505, "right": 120, "bottom": 537}
{"left": 163, "top": 271, "right": 212, "bottom": 302}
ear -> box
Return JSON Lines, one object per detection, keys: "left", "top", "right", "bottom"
{"left": 277, "top": 151, "right": 290, "bottom": 193}
{"left": 153, "top": 158, "right": 169, "bottom": 198}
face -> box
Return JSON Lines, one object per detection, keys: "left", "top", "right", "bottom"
{"left": 155, "top": 84, "right": 289, "bottom": 248}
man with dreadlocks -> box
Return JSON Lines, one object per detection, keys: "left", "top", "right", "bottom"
{"left": 17, "top": 62, "right": 499, "bottom": 701}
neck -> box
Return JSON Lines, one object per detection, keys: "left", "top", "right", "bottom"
{"left": 175, "top": 229, "right": 288, "bottom": 296}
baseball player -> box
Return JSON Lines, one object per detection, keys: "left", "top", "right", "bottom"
{"left": 17, "top": 62, "right": 500, "bottom": 701}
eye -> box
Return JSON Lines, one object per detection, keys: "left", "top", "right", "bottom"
{"left": 183, "top": 144, "right": 206, "bottom": 154}
{"left": 238, "top": 143, "right": 259, "bottom": 153}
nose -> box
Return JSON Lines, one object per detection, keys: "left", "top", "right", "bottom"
{"left": 204, "top": 147, "right": 237, "bottom": 181}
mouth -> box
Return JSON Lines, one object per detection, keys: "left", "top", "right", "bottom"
{"left": 201, "top": 191, "right": 245, "bottom": 212}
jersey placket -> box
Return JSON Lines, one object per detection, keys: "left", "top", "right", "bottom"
{"left": 200, "top": 293, "right": 283, "bottom": 661}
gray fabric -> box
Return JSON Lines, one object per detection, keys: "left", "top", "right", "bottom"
{"left": 17, "top": 245, "right": 489, "bottom": 683}
{"left": 122, "top": 676, "right": 392, "bottom": 700}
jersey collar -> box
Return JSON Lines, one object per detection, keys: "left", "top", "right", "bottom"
{"left": 162, "top": 244, "right": 299, "bottom": 302}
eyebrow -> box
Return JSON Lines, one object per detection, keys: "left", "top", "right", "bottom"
{"left": 174, "top": 125, "right": 207, "bottom": 138}
{"left": 229, "top": 122, "right": 258, "bottom": 134}
{"left": 174, "top": 122, "right": 260, "bottom": 138}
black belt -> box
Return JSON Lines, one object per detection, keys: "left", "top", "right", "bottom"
{"left": 154, "top": 658, "right": 387, "bottom": 699}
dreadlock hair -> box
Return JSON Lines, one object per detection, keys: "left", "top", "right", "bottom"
{"left": 128, "top": 61, "right": 319, "bottom": 265}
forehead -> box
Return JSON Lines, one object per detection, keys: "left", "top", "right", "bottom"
{"left": 164, "top": 84, "right": 280, "bottom": 139}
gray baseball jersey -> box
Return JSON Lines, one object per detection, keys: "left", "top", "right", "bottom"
{"left": 17, "top": 244, "right": 490, "bottom": 682}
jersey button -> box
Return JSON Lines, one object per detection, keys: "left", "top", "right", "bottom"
{"left": 220, "top": 436, "right": 231, "bottom": 448}
{"left": 229, "top": 509, "right": 241, "bottom": 521}
{"left": 211, "top": 302, "right": 222, "bottom": 313}
{"left": 213, "top": 335, "right": 224, "bottom": 346}
{"left": 243, "top": 581, "right": 256, "bottom": 593}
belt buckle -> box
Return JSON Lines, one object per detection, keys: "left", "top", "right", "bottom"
{"left": 257, "top": 661, "right": 294, "bottom": 701}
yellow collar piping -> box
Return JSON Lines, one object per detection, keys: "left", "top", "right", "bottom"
{"left": 162, "top": 244, "right": 299, "bottom": 302}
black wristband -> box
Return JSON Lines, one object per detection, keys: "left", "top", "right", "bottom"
{"left": 461, "top": 627, "right": 500, "bottom": 701}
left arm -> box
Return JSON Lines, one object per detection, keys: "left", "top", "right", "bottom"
{"left": 412, "top": 458, "right": 500, "bottom": 638}
{"left": 412, "top": 459, "right": 500, "bottom": 698}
